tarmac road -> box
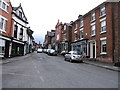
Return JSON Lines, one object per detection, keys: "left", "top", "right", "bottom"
{"left": 2, "top": 52, "right": 118, "bottom": 88}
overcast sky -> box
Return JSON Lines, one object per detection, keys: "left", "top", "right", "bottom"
{"left": 10, "top": 0, "right": 106, "bottom": 44}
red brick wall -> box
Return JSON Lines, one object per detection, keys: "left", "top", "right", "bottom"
{"left": 0, "top": 1, "right": 13, "bottom": 37}
{"left": 112, "top": 2, "right": 120, "bottom": 63}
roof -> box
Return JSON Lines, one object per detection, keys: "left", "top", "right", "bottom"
{"left": 12, "top": 3, "right": 28, "bottom": 22}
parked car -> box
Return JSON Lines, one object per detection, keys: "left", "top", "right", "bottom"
{"left": 37, "top": 48, "right": 43, "bottom": 53}
{"left": 60, "top": 51, "right": 68, "bottom": 56}
{"left": 64, "top": 51, "right": 83, "bottom": 62}
{"left": 43, "top": 49, "right": 47, "bottom": 53}
{"left": 48, "top": 49, "right": 57, "bottom": 56}
{"left": 46, "top": 49, "right": 51, "bottom": 54}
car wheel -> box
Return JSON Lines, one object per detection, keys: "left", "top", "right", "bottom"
{"left": 69, "top": 58, "right": 72, "bottom": 62}
{"left": 64, "top": 58, "right": 67, "bottom": 61}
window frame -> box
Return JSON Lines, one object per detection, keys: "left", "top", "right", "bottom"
{"left": 80, "top": 28, "right": 84, "bottom": 39}
{"left": 0, "top": 39, "right": 5, "bottom": 55}
{"left": 100, "top": 37, "right": 107, "bottom": 55}
{"left": 63, "top": 33, "right": 67, "bottom": 40}
{"left": 100, "top": 20, "right": 106, "bottom": 33}
{"left": 0, "top": 0, "right": 9, "bottom": 12}
{"left": 91, "top": 13, "right": 95, "bottom": 21}
{"left": 19, "top": 11, "right": 22, "bottom": 18}
{"left": 0, "top": 15, "right": 7, "bottom": 32}
{"left": 64, "top": 25, "right": 67, "bottom": 30}
{"left": 14, "top": 25, "right": 18, "bottom": 38}
{"left": 100, "top": 6, "right": 106, "bottom": 17}
{"left": 91, "top": 24, "right": 96, "bottom": 36}
{"left": 80, "top": 19, "right": 84, "bottom": 27}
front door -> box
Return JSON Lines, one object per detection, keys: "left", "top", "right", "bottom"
{"left": 90, "top": 41, "right": 96, "bottom": 58}
{"left": 93, "top": 43, "right": 95, "bottom": 58}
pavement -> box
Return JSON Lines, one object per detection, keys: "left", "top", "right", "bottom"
{"left": 0, "top": 52, "right": 120, "bottom": 72}
{"left": 83, "top": 59, "right": 120, "bottom": 72}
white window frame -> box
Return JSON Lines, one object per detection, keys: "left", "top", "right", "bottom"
{"left": 0, "top": 39, "right": 5, "bottom": 55}
{"left": 57, "top": 34, "right": 59, "bottom": 40}
{"left": 64, "top": 25, "right": 66, "bottom": 30}
{"left": 75, "top": 33, "right": 78, "bottom": 41}
{"left": 80, "top": 19, "right": 84, "bottom": 27}
{"left": 100, "top": 20, "right": 106, "bottom": 34}
{"left": 74, "top": 23, "right": 78, "bottom": 30}
{"left": 80, "top": 28, "right": 84, "bottom": 39}
{"left": 63, "top": 33, "right": 66, "bottom": 40}
{"left": 100, "top": 37, "right": 107, "bottom": 55}
{"left": 0, "top": 0, "right": 9, "bottom": 12}
{"left": 0, "top": 15, "right": 7, "bottom": 32}
{"left": 100, "top": 6, "right": 106, "bottom": 17}
{"left": 91, "top": 13, "right": 95, "bottom": 21}
{"left": 91, "top": 23, "right": 96, "bottom": 36}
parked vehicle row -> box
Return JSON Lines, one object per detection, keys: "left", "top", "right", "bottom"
{"left": 37, "top": 48, "right": 84, "bottom": 63}
{"left": 37, "top": 48, "right": 58, "bottom": 56}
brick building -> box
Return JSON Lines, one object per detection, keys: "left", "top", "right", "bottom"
{"left": 71, "top": 15, "right": 88, "bottom": 56}
{"left": 54, "top": 20, "right": 63, "bottom": 53}
{"left": 61, "top": 23, "right": 72, "bottom": 53}
{"left": 43, "top": 30, "right": 55, "bottom": 49}
{"left": 71, "top": 2, "right": 120, "bottom": 63}
{"left": 0, "top": 0, "right": 13, "bottom": 58}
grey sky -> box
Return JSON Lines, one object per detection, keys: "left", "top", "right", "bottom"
{"left": 10, "top": 0, "right": 106, "bottom": 44}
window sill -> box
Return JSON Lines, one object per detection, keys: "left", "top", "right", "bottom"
{"left": 100, "top": 52, "right": 107, "bottom": 55}
{"left": 91, "top": 34, "right": 96, "bottom": 37}
{"left": 74, "top": 31, "right": 77, "bottom": 33}
{"left": 99, "top": 14, "right": 106, "bottom": 19}
{"left": 100, "top": 31, "right": 106, "bottom": 34}
{"left": 0, "top": 29, "right": 6, "bottom": 33}
{"left": 80, "top": 38, "right": 84, "bottom": 40}
{"left": 80, "top": 26, "right": 84, "bottom": 28}
{"left": 91, "top": 19, "right": 96, "bottom": 23}
{"left": 74, "top": 28, "right": 78, "bottom": 31}
{"left": 0, "top": 7, "right": 8, "bottom": 13}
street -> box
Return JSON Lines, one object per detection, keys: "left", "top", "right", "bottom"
{"left": 2, "top": 52, "right": 118, "bottom": 88}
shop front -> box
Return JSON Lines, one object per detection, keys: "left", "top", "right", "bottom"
{"left": 71, "top": 39, "right": 88, "bottom": 56}
{"left": 11, "top": 41, "right": 24, "bottom": 57}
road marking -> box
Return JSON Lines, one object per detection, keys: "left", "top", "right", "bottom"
{"left": 31, "top": 60, "right": 45, "bottom": 82}
{"left": 5, "top": 72, "right": 37, "bottom": 77}
{"left": 40, "top": 76, "right": 45, "bottom": 82}
{"left": 5, "top": 72, "right": 45, "bottom": 82}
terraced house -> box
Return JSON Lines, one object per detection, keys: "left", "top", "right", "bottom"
{"left": 0, "top": 0, "right": 34, "bottom": 58}
{"left": 11, "top": 3, "right": 34, "bottom": 57}
{"left": 44, "top": 1, "right": 120, "bottom": 63}
{"left": 61, "top": 23, "right": 72, "bottom": 53}
{"left": 71, "top": 2, "right": 120, "bottom": 63}
{"left": 0, "top": 0, "right": 13, "bottom": 58}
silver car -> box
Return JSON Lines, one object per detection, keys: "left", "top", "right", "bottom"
{"left": 64, "top": 51, "right": 83, "bottom": 62}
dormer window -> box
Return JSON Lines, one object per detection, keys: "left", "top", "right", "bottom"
{"left": 19, "top": 11, "right": 22, "bottom": 18}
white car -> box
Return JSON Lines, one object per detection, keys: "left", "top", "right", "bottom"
{"left": 48, "top": 49, "right": 57, "bottom": 56}
{"left": 37, "top": 48, "right": 43, "bottom": 53}
{"left": 64, "top": 51, "right": 83, "bottom": 62}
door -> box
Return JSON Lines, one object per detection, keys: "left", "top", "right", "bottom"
{"left": 93, "top": 43, "right": 95, "bottom": 58}
{"left": 90, "top": 41, "right": 96, "bottom": 58}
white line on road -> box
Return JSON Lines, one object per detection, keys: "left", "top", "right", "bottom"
{"left": 31, "top": 60, "right": 45, "bottom": 82}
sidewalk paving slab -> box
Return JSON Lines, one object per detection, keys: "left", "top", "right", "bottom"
{"left": 83, "top": 59, "right": 120, "bottom": 72}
